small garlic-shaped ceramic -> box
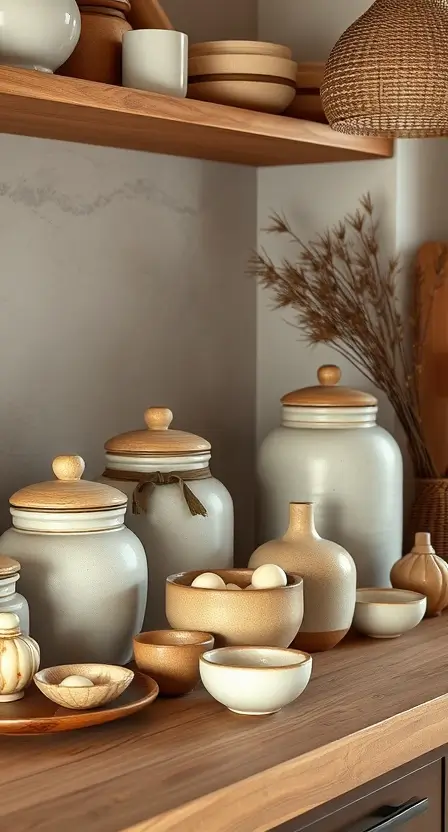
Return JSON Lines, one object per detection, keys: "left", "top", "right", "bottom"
{"left": 0, "top": 612, "right": 40, "bottom": 702}
{"left": 391, "top": 533, "right": 448, "bottom": 618}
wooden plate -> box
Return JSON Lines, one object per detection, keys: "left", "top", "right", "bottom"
{"left": 189, "top": 40, "right": 292, "bottom": 60}
{"left": 0, "top": 671, "right": 158, "bottom": 735}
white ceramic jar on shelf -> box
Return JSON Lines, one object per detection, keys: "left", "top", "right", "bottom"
{"left": 0, "top": 0, "right": 81, "bottom": 73}
{"left": 99, "top": 407, "right": 234, "bottom": 630}
{"left": 0, "top": 556, "right": 29, "bottom": 635}
{"left": 0, "top": 455, "right": 147, "bottom": 668}
{"left": 258, "top": 365, "right": 403, "bottom": 588}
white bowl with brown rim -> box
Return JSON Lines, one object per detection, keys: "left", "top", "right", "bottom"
{"left": 353, "top": 588, "right": 427, "bottom": 638}
{"left": 200, "top": 646, "right": 312, "bottom": 715}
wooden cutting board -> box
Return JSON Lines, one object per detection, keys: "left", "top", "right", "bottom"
{"left": 128, "top": 0, "right": 174, "bottom": 30}
{"left": 415, "top": 241, "right": 448, "bottom": 477}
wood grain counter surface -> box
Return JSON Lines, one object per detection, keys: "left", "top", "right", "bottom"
{"left": 3, "top": 615, "right": 448, "bottom": 832}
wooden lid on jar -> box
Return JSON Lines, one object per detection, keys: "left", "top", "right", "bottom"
{"left": 105, "top": 408, "right": 211, "bottom": 457}
{"left": 0, "top": 556, "right": 20, "bottom": 577}
{"left": 10, "top": 456, "right": 127, "bottom": 512}
{"left": 281, "top": 365, "right": 377, "bottom": 407}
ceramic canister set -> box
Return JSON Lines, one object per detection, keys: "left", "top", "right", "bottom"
{"left": 0, "top": 364, "right": 411, "bottom": 671}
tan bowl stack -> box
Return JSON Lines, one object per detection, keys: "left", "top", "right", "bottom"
{"left": 188, "top": 40, "right": 297, "bottom": 115}
{"left": 285, "top": 62, "right": 328, "bottom": 123}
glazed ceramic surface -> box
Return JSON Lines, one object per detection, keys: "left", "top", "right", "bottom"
{"left": 0, "top": 557, "right": 29, "bottom": 635}
{"left": 60, "top": 0, "right": 132, "bottom": 85}
{"left": 165, "top": 569, "right": 303, "bottom": 648}
{"left": 133, "top": 630, "right": 213, "bottom": 696}
{"left": 123, "top": 29, "right": 188, "bottom": 96}
{"left": 0, "top": 456, "right": 147, "bottom": 668}
{"left": 0, "top": 612, "right": 40, "bottom": 702}
{"left": 0, "top": 0, "right": 80, "bottom": 73}
{"left": 99, "top": 408, "right": 234, "bottom": 630}
{"left": 258, "top": 365, "right": 403, "bottom": 588}
{"left": 353, "top": 588, "right": 426, "bottom": 638}
{"left": 249, "top": 502, "right": 356, "bottom": 652}
{"left": 34, "top": 664, "right": 134, "bottom": 710}
{"left": 199, "top": 646, "right": 312, "bottom": 715}
{"left": 391, "top": 532, "right": 448, "bottom": 617}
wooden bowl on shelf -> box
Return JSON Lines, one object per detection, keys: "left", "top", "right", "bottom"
{"left": 189, "top": 40, "right": 292, "bottom": 60}
{"left": 285, "top": 62, "right": 328, "bottom": 123}
{"left": 188, "top": 53, "right": 297, "bottom": 82}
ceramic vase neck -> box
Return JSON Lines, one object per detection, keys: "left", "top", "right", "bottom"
{"left": 0, "top": 576, "right": 18, "bottom": 598}
{"left": 284, "top": 503, "right": 318, "bottom": 540}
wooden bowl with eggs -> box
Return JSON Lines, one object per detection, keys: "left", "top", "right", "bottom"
{"left": 34, "top": 664, "right": 134, "bottom": 710}
{"left": 165, "top": 568, "right": 303, "bottom": 648}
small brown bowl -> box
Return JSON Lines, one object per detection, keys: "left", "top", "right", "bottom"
{"left": 166, "top": 569, "right": 304, "bottom": 648}
{"left": 133, "top": 630, "right": 214, "bottom": 696}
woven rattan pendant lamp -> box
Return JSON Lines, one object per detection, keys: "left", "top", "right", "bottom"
{"left": 321, "top": 0, "right": 448, "bottom": 137}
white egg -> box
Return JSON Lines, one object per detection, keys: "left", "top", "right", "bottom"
{"left": 226, "top": 583, "right": 242, "bottom": 590}
{"left": 245, "top": 584, "right": 255, "bottom": 590}
{"left": 59, "top": 675, "right": 94, "bottom": 688}
{"left": 191, "top": 572, "right": 226, "bottom": 589}
{"left": 251, "top": 564, "right": 288, "bottom": 589}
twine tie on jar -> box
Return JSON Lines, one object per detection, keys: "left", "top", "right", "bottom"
{"left": 103, "top": 467, "right": 211, "bottom": 517}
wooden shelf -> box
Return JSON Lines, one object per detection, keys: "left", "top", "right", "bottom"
{"left": 0, "top": 67, "right": 393, "bottom": 166}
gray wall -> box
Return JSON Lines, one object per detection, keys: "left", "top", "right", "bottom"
{"left": 0, "top": 0, "right": 258, "bottom": 561}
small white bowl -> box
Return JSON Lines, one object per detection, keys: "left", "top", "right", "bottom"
{"left": 199, "top": 646, "right": 312, "bottom": 716}
{"left": 353, "top": 588, "right": 427, "bottom": 638}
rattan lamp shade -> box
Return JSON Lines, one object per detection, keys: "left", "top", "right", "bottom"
{"left": 321, "top": 0, "right": 448, "bottom": 138}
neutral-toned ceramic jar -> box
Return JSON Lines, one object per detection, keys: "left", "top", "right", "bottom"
{"left": 0, "top": 612, "right": 40, "bottom": 702}
{"left": 99, "top": 407, "right": 234, "bottom": 630}
{"left": 249, "top": 502, "right": 356, "bottom": 651}
{"left": 0, "top": 556, "right": 29, "bottom": 635}
{"left": 258, "top": 365, "right": 403, "bottom": 587}
{"left": 0, "top": 0, "right": 80, "bottom": 73}
{"left": 391, "top": 532, "right": 448, "bottom": 617}
{"left": 0, "top": 455, "right": 147, "bottom": 668}
{"left": 59, "top": 0, "right": 132, "bottom": 85}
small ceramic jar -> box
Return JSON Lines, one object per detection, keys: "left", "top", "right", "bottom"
{"left": 0, "top": 556, "right": 29, "bottom": 635}
{"left": 258, "top": 365, "right": 403, "bottom": 588}
{"left": 0, "top": 0, "right": 80, "bottom": 73}
{"left": 59, "top": 0, "right": 132, "bottom": 85}
{"left": 0, "top": 455, "right": 148, "bottom": 668}
{"left": 99, "top": 407, "right": 234, "bottom": 629}
{"left": 0, "top": 612, "right": 40, "bottom": 702}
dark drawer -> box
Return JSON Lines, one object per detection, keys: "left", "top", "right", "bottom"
{"left": 274, "top": 759, "right": 442, "bottom": 832}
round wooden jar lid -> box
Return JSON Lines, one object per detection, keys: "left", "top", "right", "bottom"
{"left": 281, "top": 365, "right": 377, "bottom": 407}
{"left": 10, "top": 456, "right": 127, "bottom": 512}
{"left": 105, "top": 408, "right": 211, "bottom": 457}
{"left": 0, "top": 556, "right": 21, "bottom": 578}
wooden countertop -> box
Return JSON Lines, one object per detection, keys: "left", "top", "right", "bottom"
{"left": 3, "top": 615, "right": 448, "bottom": 832}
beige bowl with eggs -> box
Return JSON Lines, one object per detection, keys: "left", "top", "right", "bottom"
{"left": 34, "top": 664, "right": 134, "bottom": 710}
{"left": 165, "top": 568, "right": 303, "bottom": 648}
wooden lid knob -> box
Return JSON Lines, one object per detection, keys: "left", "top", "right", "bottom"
{"left": 144, "top": 407, "right": 174, "bottom": 431}
{"left": 317, "top": 365, "right": 342, "bottom": 387}
{"left": 415, "top": 532, "right": 431, "bottom": 547}
{"left": 52, "top": 455, "right": 86, "bottom": 482}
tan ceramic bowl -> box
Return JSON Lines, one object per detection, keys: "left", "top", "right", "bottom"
{"left": 188, "top": 54, "right": 298, "bottom": 83}
{"left": 133, "top": 630, "right": 214, "bottom": 696}
{"left": 166, "top": 569, "right": 304, "bottom": 648}
{"left": 189, "top": 40, "right": 293, "bottom": 60}
{"left": 34, "top": 664, "right": 134, "bottom": 710}
{"left": 188, "top": 79, "right": 296, "bottom": 114}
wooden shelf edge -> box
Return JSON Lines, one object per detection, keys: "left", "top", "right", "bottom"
{"left": 0, "top": 67, "right": 394, "bottom": 166}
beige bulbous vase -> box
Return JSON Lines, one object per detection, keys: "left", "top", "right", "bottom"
{"left": 249, "top": 502, "right": 357, "bottom": 651}
{"left": 391, "top": 532, "right": 448, "bottom": 618}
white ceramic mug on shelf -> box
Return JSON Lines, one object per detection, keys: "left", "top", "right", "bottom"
{"left": 122, "top": 29, "right": 188, "bottom": 97}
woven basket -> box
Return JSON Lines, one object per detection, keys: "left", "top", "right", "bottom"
{"left": 321, "top": 0, "right": 448, "bottom": 137}
{"left": 409, "top": 479, "right": 448, "bottom": 562}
